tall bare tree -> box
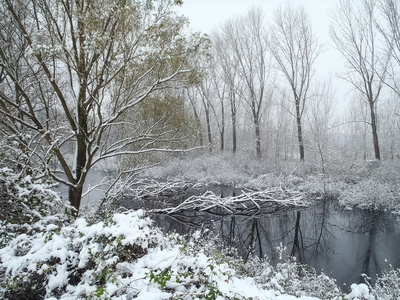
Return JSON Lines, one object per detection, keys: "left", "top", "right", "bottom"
{"left": 212, "top": 31, "right": 241, "bottom": 154}
{"left": 378, "top": 0, "right": 400, "bottom": 95}
{"left": 269, "top": 4, "right": 321, "bottom": 161}
{"left": 379, "top": 92, "right": 400, "bottom": 159}
{"left": 209, "top": 59, "right": 227, "bottom": 151}
{"left": 305, "top": 80, "right": 337, "bottom": 178}
{"left": 0, "top": 0, "right": 204, "bottom": 213}
{"left": 219, "top": 7, "right": 274, "bottom": 158}
{"left": 330, "top": 0, "right": 390, "bottom": 161}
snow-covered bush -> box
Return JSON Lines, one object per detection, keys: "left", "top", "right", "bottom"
{"left": 345, "top": 268, "right": 400, "bottom": 300}
{"left": 0, "top": 211, "right": 162, "bottom": 299}
{"left": 0, "top": 137, "right": 73, "bottom": 248}
{"left": 244, "top": 255, "right": 341, "bottom": 299}
{"left": 336, "top": 161, "right": 400, "bottom": 212}
{"left": 338, "top": 179, "right": 400, "bottom": 210}
{"left": 364, "top": 266, "right": 400, "bottom": 300}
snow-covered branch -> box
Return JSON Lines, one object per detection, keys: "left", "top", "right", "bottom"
{"left": 156, "top": 187, "right": 309, "bottom": 214}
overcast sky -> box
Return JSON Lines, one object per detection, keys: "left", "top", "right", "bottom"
{"left": 177, "top": 0, "right": 336, "bottom": 34}
{"left": 176, "top": 0, "right": 350, "bottom": 112}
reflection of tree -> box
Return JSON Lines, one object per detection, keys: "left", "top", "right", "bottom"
{"left": 338, "top": 206, "right": 397, "bottom": 284}
{"left": 356, "top": 209, "right": 387, "bottom": 284}
{"left": 244, "top": 219, "right": 263, "bottom": 259}
{"left": 360, "top": 221, "right": 377, "bottom": 283}
{"left": 309, "top": 198, "right": 334, "bottom": 253}
{"left": 226, "top": 216, "right": 236, "bottom": 248}
{"left": 314, "top": 200, "right": 327, "bottom": 252}
{"left": 290, "top": 211, "right": 305, "bottom": 262}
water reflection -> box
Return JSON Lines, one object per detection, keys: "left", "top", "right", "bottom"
{"left": 123, "top": 188, "right": 400, "bottom": 288}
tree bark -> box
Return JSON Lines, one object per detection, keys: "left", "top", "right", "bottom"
{"left": 255, "top": 120, "right": 261, "bottom": 159}
{"left": 230, "top": 92, "right": 237, "bottom": 154}
{"left": 205, "top": 106, "right": 212, "bottom": 151}
{"left": 370, "top": 103, "right": 380, "bottom": 160}
{"left": 296, "top": 110, "right": 305, "bottom": 161}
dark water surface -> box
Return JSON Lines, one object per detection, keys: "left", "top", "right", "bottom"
{"left": 123, "top": 185, "right": 400, "bottom": 289}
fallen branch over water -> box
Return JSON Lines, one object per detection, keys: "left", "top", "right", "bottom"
{"left": 154, "top": 187, "right": 309, "bottom": 214}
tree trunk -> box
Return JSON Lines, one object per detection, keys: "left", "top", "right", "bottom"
{"left": 220, "top": 131, "right": 224, "bottom": 151}
{"left": 70, "top": 106, "right": 88, "bottom": 212}
{"left": 71, "top": 88, "right": 88, "bottom": 212}
{"left": 69, "top": 184, "right": 83, "bottom": 213}
{"left": 369, "top": 104, "right": 380, "bottom": 160}
{"left": 255, "top": 120, "right": 261, "bottom": 159}
{"left": 230, "top": 93, "right": 237, "bottom": 154}
{"left": 205, "top": 108, "right": 212, "bottom": 152}
{"left": 193, "top": 109, "right": 204, "bottom": 147}
{"left": 232, "top": 120, "right": 237, "bottom": 154}
{"left": 296, "top": 103, "right": 305, "bottom": 161}
{"left": 187, "top": 92, "right": 203, "bottom": 146}
{"left": 220, "top": 100, "right": 225, "bottom": 151}
{"left": 70, "top": 135, "right": 86, "bottom": 212}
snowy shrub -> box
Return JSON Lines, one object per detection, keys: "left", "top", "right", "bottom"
{"left": 338, "top": 179, "right": 400, "bottom": 211}
{"left": 0, "top": 211, "right": 245, "bottom": 299}
{"left": 364, "top": 266, "right": 400, "bottom": 300}
{"left": 0, "top": 137, "right": 73, "bottom": 248}
{"left": 0, "top": 211, "right": 162, "bottom": 299}
{"left": 243, "top": 255, "right": 342, "bottom": 299}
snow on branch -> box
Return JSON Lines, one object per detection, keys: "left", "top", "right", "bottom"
{"left": 155, "top": 187, "right": 309, "bottom": 214}
{"left": 126, "top": 178, "right": 189, "bottom": 199}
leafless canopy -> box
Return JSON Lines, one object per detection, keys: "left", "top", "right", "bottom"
{"left": 330, "top": 0, "right": 391, "bottom": 160}
{"left": 269, "top": 4, "right": 321, "bottom": 161}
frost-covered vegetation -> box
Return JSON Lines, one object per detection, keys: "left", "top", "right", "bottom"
{"left": 0, "top": 136, "right": 74, "bottom": 249}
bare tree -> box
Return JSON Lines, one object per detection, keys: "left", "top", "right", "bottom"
{"left": 196, "top": 68, "right": 214, "bottom": 151}
{"left": 209, "top": 61, "right": 227, "bottom": 151}
{"left": 0, "top": 0, "right": 205, "bottom": 213}
{"left": 330, "top": 0, "right": 390, "bottom": 161}
{"left": 186, "top": 88, "right": 204, "bottom": 147}
{"left": 378, "top": 0, "right": 400, "bottom": 95}
{"left": 272, "top": 91, "right": 292, "bottom": 161}
{"left": 344, "top": 95, "right": 371, "bottom": 161}
{"left": 378, "top": 92, "right": 400, "bottom": 159}
{"left": 212, "top": 30, "right": 241, "bottom": 154}
{"left": 219, "top": 7, "right": 274, "bottom": 158}
{"left": 305, "top": 79, "right": 337, "bottom": 183}
{"left": 269, "top": 4, "right": 321, "bottom": 161}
